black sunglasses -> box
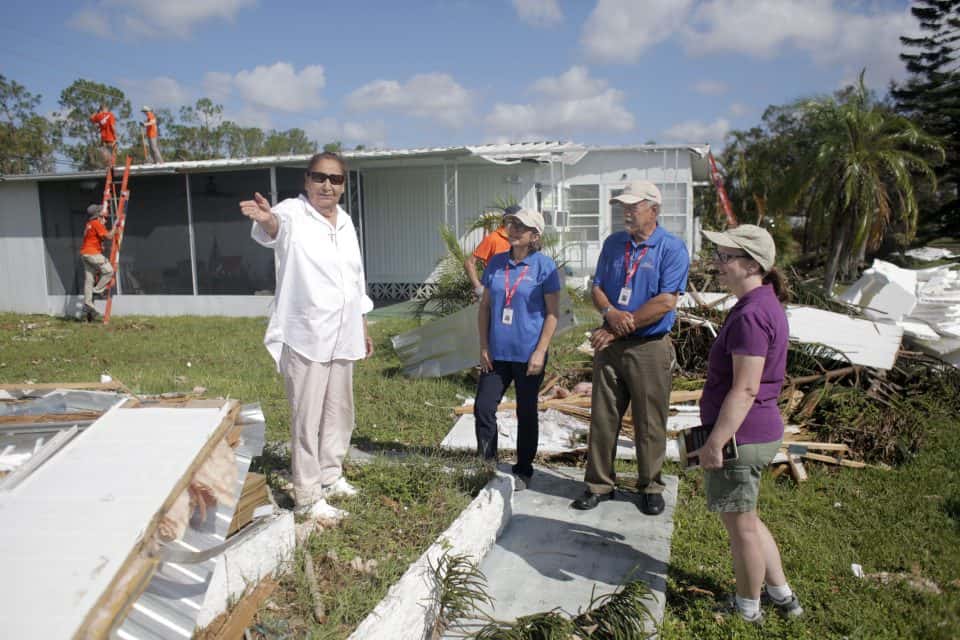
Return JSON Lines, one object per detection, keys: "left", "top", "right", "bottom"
{"left": 307, "top": 171, "right": 346, "bottom": 185}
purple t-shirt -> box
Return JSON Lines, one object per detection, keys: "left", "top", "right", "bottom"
{"left": 699, "top": 284, "right": 788, "bottom": 445}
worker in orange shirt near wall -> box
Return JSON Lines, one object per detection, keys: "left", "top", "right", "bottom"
{"left": 465, "top": 204, "right": 521, "bottom": 300}
{"left": 89, "top": 104, "right": 117, "bottom": 167}
{"left": 80, "top": 203, "right": 116, "bottom": 321}
{"left": 140, "top": 106, "right": 164, "bottom": 163}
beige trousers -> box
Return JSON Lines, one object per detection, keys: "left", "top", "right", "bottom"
{"left": 280, "top": 344, "right": 355, "bottom": 506}
{"left": 81, "top": 253, "right": 114, "bottom": 306}
{"left": 585, "top": 334, "right": 675, "bottom": 495}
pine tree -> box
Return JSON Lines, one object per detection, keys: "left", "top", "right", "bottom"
{"left": 891, "top": 0, "right": 960, "bottom": 236}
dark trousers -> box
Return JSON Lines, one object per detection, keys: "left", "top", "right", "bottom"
{"left": 474, "top": 359, "right": 546, "bottom": 476}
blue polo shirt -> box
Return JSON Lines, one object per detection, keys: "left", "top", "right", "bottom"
{"left": 482, "top": 250, "right": 562, "bottom": 362}
{"left": 592, "top": 226, "right": 690, "bottom": 337}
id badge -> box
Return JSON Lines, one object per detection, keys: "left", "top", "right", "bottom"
{"left": 501, "top": 308, "right": 514, "bottom": 325}
{"left": 617, "top": 287, "right": 632, "bottom": 305}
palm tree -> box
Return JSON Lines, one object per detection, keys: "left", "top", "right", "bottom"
{"left": 784, "top": 71, "right": 944, "bottom": 292}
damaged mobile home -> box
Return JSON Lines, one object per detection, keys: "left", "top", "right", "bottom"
{"left": 0, "top": 142, "right": 710, "bottom": 317}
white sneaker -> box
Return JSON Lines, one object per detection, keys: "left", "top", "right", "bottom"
{"left": 307, "top": 498, "right": 348, "bottom": 521}
{"left": 322, "top": 476, "right": 358, "bottom": 499}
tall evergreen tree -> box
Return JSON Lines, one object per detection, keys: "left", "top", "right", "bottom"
{"left": 0, "top": 75, "right": 60, "bottom": 174}
{"left": 891, "top": 0, "right": 960, "bottom": 235}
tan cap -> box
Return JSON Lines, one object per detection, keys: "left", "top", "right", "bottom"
{"left": 87, "top": 203, "right": 104, "bottom": 216}
{"left": 610, "top": 180, "right": 662, "bottom": 205}
{"left": 506, "top": 208, "right": 545, "bottom": 234}
{"left": 701, "top": 224, "right": 776, "bottom": 271}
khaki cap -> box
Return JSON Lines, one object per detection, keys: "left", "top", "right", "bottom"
{"left": 506, "top": 208, "right": 545, "bottom": 234}
{"left": 701, "top": 224, "right": 776, "bottom": 272}
{"left": 610, "top": 180, "right": 662, "bottom": 205}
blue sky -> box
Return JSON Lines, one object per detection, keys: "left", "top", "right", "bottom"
{"left": 1, "top": 0, "right": 917, "bottom": 151}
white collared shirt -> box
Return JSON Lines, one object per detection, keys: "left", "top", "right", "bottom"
{"left": 252, "top": 195, "right": 374, "bottom": 367}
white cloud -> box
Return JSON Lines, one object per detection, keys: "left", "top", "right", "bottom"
{"left": 231, "top": 63, "right": 326, "bottom": 112}
{"left": 662, "top": 117, "right": 730, "bottom": 144}
{"left": 203, "top": 72, "right": 234, "bottom": 102}
{"left": 68, "top": 0, "right": 256, "bottom": 39}
{"left": 513, "top": 0, "right": 563, "bottom": 27}
{"left": 485, "top": 66, "right": 634, "bottom": 139}
{"left": 117, "top": 76, "right": 193, "bottom": 111}
{"left": 345, "top": 73, "right": 473, "bottom": 128}
{"left": 223, "top": 107, "right": 273, "bottom": 130}
{"left": 582, "top": 0, "right": 694, "bottom": 62}
{"left": 681, "top": 0, "right": 917, "bottom": 85}
{"left": 304, "top": 118, "right": 388, "bottom": 148}
{"left": 728, "top": 102, "right": 749, "bottom": 117}
{"left": 692, "top": 80, "right": 728, "bottom": 96}
{"left": 532, "top": 66, "right": 608, "bottom": 100}
{"left": 67, "top": 8, "right": 111, "bottom": 37}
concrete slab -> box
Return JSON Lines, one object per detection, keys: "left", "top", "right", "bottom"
{"left": 446, "top": 467, "right": 677, "bottom": 637}
{"left": 441, "top": 406, "right": 701, "bottom": 463}
{"left": 441, "top": 410, "right": 637, "bottom": 460}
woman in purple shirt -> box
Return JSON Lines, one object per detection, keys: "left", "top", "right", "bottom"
{"left": 691, "top": 225, "right": 803, "bottom": 623}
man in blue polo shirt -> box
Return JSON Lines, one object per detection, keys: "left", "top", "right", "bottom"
{"left": 571, "top": 180, "right": 689, "bottom": 515}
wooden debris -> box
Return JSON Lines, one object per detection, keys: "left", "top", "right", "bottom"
{"left": 196, "top": 578, "right": 278, "bottom": 640}
{"left": 303, "top": 553, "right": 326, "bottom": 624}
{"left": 227, "top": 473, "right": 272, "bottom": 537}
{"left": 0, "top": 380, "right": 132, "bottom": 393}
{"left": 787, "top": 454, "right": 808, "bottom": 483}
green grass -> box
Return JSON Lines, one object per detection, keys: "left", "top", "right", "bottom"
{"left": 4, "top": 311, "right": 959, "bottom": 638}
{"left": 661, "top": 409, "right": 960, "bottom": 639}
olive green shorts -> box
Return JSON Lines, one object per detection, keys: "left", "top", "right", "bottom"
{"left": 704, "top": 439, "right": 782, "bottom": 513}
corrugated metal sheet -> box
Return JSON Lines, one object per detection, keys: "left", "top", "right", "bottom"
{"left": 114, "top": 403, "right": 266, "bottom": 640}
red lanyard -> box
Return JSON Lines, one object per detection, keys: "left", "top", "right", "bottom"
{"left": 504, "top": 264, "right": 530, "bottom": 307}
{"left": 623, "top": 243, "right": 649, "bottom": 287}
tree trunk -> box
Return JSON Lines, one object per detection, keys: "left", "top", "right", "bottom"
{"left": 823, "top": 221, "right": 848, "bottom": 293}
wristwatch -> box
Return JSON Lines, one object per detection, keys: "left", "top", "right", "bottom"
{"left": 601, "top": 306, "right": 613, "bottom": 317}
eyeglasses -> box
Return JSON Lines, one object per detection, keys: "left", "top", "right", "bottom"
{"left": 507, "top": 219, "right": 537, "bottom": 233}
{"left": 713, "top": 249, "right": 750, "bottom": 263}
{"left": 307, "top": 171, "right": 346, "bottom": 185}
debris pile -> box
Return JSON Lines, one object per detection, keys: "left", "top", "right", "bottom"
{"left": 0, "top": 381, "right": 299, "bottom": 639}
{"left": 440, "top": 253, "right": 960, "bottom": 481}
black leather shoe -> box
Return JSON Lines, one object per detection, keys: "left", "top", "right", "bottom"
{"left": 639, "top": 493, "right": 665, "bottom": 515}
{"left": 571, "top": 489, "right": 614, "bottom": 510}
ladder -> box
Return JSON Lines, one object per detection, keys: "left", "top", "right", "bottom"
{"left": 97, "top": 155, "right": 132, "bottom": 325}
{"left": 707, "top": 151, "right": 738, "bottom": 227}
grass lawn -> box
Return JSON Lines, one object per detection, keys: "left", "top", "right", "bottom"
{"left": 2, "top": 311, "right": 959, "bottom": 638}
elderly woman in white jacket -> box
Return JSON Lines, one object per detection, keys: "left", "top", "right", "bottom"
{"left": 240, "top": 151, "right": 373, "bottom": 511}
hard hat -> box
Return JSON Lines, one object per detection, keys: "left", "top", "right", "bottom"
{"left": 141, "top": 106, "right": 151, "bottom": 112}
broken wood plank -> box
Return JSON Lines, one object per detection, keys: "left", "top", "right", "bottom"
{"left": 197, "top": 578, "right": 278, "bottom": 640}
{"left": 771, "top": 463, "right": 790, "bottom": 479}
{"left": 787, "top": 454, "right": 808, "bottom": 483}
{"left": 539, "top": 374, "right": 560, "bottom": 394}
{"left": 786, "top": 441, "right": 850, "bottom": 453}
{"left": 802, "top": 452, "right": 869, "bottom": 469}
{"left": 0, "top": 381, "right": 131, "bottom": 394}
{"left": 787, "top": 366, "right": 859, "bottom": 387}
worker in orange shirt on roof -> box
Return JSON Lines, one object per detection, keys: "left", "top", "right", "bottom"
{"left": 140, "top": 106, "right": 164, "bottom": 163}
{"left": 89, "top": 103, "right": 117, "bottom": 167}
{"left": 465, "top": 204, "right": 521, "bottom": 300}
{"left": 80, "top": 203, "right": 116, "bottom": 321}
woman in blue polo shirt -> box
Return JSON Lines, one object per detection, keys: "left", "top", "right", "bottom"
{"left": 475, "top": 208, "right": 561, "bottom": 490}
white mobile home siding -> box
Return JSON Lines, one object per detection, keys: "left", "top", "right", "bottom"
{"left": 0, "top": 182, "right": 48, "bottom": 313}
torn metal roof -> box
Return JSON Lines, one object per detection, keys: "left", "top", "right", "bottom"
{"left": 0, "top": 141, "right": 712, "bottom": 182}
